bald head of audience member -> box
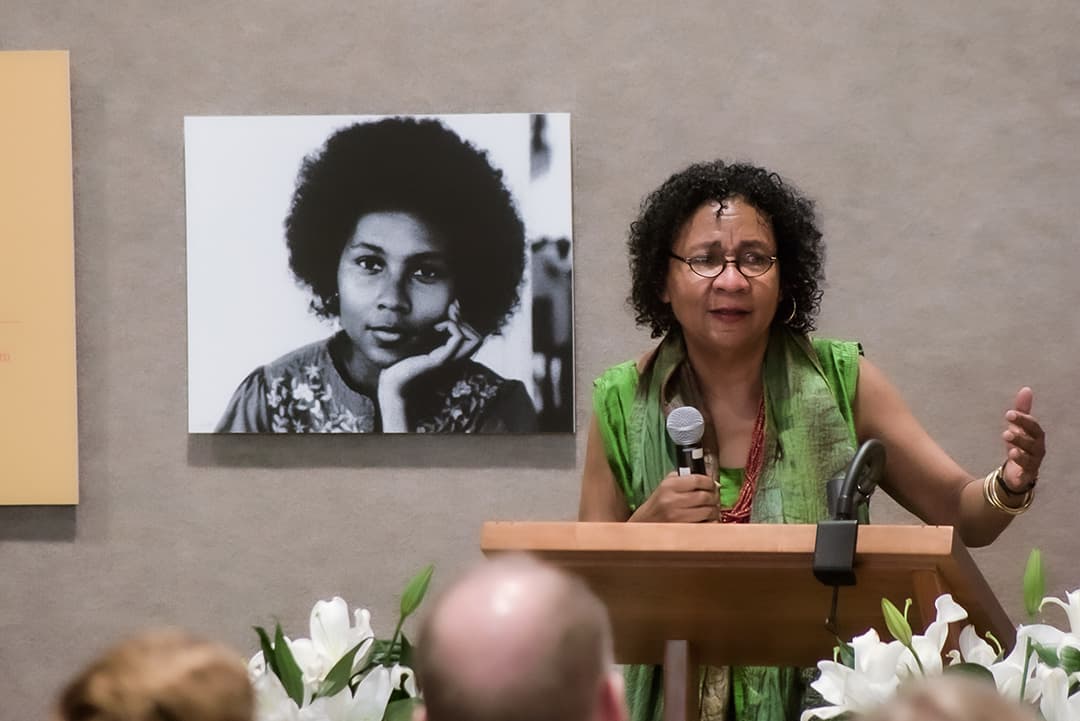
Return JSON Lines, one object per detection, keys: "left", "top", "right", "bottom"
{"left": 859, "top": 675, "right": 1038, "bottom": 721}
{"left": 415, "top": 555, "right": 627, "bottom": 721}
{"left": 54, "top": 628, "right": 254, "bottom": 721}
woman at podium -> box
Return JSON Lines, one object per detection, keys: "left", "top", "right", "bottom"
{"left": 578, "top": 161, "right": 1046, "bottom": 721}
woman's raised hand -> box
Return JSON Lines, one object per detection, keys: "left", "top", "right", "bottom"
{"left": 377, "top": 301, "right": 483, "bottom": 432}
{"left": 1001, "top": 386, "right": 1046, "bottom": 492}
{"left": 629, "top": 471, "right": 719, "bottom": 523}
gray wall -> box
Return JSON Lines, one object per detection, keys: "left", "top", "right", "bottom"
{"left": 3, "top": 2, "right": 1079, "bottom": 719}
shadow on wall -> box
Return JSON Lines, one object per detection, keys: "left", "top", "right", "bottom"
{"left": 0, "top": 435, "right": 577, "bottom": 540}
{"left": 0, "top": 505, "right": 76, "bottom": 541}
{"left": 185, "top": 432, "right": 578, "bottom": 469}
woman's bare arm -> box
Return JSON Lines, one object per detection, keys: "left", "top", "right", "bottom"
{"left": 854, "top": 357, "right": 1044, "bottom": 547}
{"left": 579, "top": 415, "right": 632, "bottom": 521}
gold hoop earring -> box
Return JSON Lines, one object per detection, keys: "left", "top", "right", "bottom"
{"left": 784, "top": 297, "right": 797, "bottom": 325}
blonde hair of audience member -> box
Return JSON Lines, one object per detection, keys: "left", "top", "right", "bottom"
{"left": 54, "top": 629, "right": 254, "bottom": 721}
{"left": 415, "top": 554, "right": 628, "bottom": 721}
{"left": 859, "top": 675, "right": 1037, "bottom": 721}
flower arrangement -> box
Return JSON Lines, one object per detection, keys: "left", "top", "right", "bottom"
{"left": 249, "top": 565, "right": 433, "bottom": 721}
{"left": 804, "top": 550, "right": 1080, "bottom": 721}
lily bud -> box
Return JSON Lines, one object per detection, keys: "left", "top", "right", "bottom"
{"left": 882, "top": 597, "right": 913, "bottom": 647}
{"left": 1023, "top": 548, "right": 1045, "bottom": 618}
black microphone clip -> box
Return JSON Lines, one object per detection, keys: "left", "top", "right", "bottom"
{"left": 813, "top": 439, "right": 886, "bottom": 588}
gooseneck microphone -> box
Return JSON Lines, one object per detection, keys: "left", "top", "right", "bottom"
{"left": 829, "top": 438, "right": 886, "bottom": 520}
{"left": 666, "top": 406, "right": 707, "bottom": 476}
{"left": 814, "top": 438, "right": 888, "bottom": 599}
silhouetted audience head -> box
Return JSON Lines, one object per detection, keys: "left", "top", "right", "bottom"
{"left": 415, "top": 554, "right": 628, "bottom": 721}
{"left": 54, "top": 629, "right": 254, "bottom": 721}
{"left": 858, "top": 675, "right": 1037, "bottom": 721}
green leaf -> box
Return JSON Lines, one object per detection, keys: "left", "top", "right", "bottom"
{"left": 314, "top": 639, "right": 369, "bottom": 700}
{"left": 358, "top": 638, "right": 406, "bottom": 674}
{"left": 945, "top": 663, "right": 996, "bottom": 684}
{"left": 254, "top": 626, "right": 281, "bottom": 680}
{"left": 384, "top": 698, "right": 421, "bottom": 721}
{"left": 1060, "top": 646, "right": 1080, "bottom": 674}
{"left": 274, "top": 624, "right": 306, "bottom": 707}
{"left": 1033, "top": 641, "right": 1062, "bottom": 668}
{"left": 365, "top": 639, "right": 394, "bottom": 669}
{"left": 398, "top": 634, "right": 415, "bottom": 669}
{"left": 1023, "top": 549, "right": 1045, "bottom": 618}
{"left": 834, "top": 639, "right": 855, "bottom": 669}
{"left": 882, "top": 597, "right": 913, "bottom": 647}
{"left": 399, "top": 565, "right": 435, "bottom": 619}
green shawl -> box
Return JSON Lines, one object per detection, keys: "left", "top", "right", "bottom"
{"left": 592, "top": 327, "right": 861, "bottom": 721}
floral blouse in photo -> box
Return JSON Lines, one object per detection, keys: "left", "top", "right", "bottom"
{"left": 216, "top": 333, "right": 538, "bottom": 433}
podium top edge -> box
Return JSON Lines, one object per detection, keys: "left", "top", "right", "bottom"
{"left": 480, "top": 521, "right": 958, "bottom": 559}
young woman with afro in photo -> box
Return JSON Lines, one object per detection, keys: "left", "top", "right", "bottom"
{"left": 217, "top": 118, "right": 538, "bottom": 433}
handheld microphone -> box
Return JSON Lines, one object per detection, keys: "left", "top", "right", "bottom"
{"left": 666, "top": 406, "right": 707, "bottom": 476}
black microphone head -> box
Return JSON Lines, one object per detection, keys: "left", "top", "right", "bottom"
{"left": 666, "top": 406, "right": 705, "bottom": 447}
{"left": 834, "top": 439, "right": 886, "bottom": 520}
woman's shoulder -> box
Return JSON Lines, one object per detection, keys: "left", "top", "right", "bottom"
{"left": 258, "top": 337, "right": 335, "bottom": 377}
{"left": 217, "top": 336, "right": 370, "bottom": 433}
{"left": 810, "top": 336, "right": 864, "bottom": 370}
{"left": 589, "top": 359, "right": 644, "bottom": 430}
{"left": 807, "top": 335, "right": 863, "bottom": 413}
{"left": 239, "top": 337, "right": 340, "bottom": 391}
{"left": 594, "top": 359, "right": 641, "bottom": 391}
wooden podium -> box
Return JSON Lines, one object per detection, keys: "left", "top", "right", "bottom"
{"left": 481, "top": 522, "right": 1013, "bottom": 721}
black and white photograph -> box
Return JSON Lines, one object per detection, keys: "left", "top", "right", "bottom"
{"left": 186, "top": 112, "right": 574, "bottom": 434}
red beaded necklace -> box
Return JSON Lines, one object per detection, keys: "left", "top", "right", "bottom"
{"left": 719, "top": 395, "right": 766, "bottom": 524}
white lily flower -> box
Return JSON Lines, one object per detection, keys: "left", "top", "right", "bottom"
{"left": 1038, "top": 665, "right": 1080, "bottom": 721}
{"left": 287, "top": 637, "right": 324, "bottom": 689}
{"left": 307, "top": 598, "right": 376, "bottom": 681}
{"left": 807, "top": 582, "right": 1080, "bottom": 721}
{"left": 1042, "top": 591, "right": 1080, "bottom": 637}
{"left": 987, "top": 625, "right": 1043, "bottom": 703}
{"left": 249, "top": 650, "right": 268, "bottom": 678}
{"left": 248, "top": 582, "right": 428, "bottom": 721}
{"left": 895, "top": 594, "right": 968, "bottom": 677}
{"left": 1034, "top": 591, "right": 1080, "bottom": 665}
{"left": 290, "top": 664, "right": 416, "bottom": 721}
{"left": 252, "top": 667, "right": 302, "bottom": 721}
{"left": 391, "top": 663, "right": 419, "bottom": 697}
{"left": 250, "top": 637, "right": 316, "bottom": 706}
{"left": 349, "top": 665, "right": 400, "bottom": 721}
{"left": 298, "top": 689, "right": 358, "bottom": 721}
{"left": 802, "top": 629, "right": 906, "bottom": 721}
{"left": 946, "top": 624, "right": 998, "bottom": 668}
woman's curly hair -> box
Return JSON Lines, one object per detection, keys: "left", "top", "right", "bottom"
{"left": 628, "top": 160, "right": 825, "bottom": 337}
{"left": 285, "top": 117, "right": 526, "bottom": 337}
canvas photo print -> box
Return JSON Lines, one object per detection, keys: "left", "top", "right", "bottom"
{"left": 186, "top": 113, "right": 573, "bottom": 433}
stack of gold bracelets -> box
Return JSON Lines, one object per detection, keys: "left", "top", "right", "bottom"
{"left": 983, "top": 462, "right": 1036, "bottom": 515}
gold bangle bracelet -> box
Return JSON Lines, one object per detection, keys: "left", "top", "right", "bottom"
{"left": 996, "top": 461, "right": 1037, "bottom": 495}
{"left": 983, "top": 467, "right": 1033, "bottom": 515}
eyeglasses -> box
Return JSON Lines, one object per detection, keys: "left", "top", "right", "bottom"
{"left": 668, "top": 250, "right": 777, "bottom": 279}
